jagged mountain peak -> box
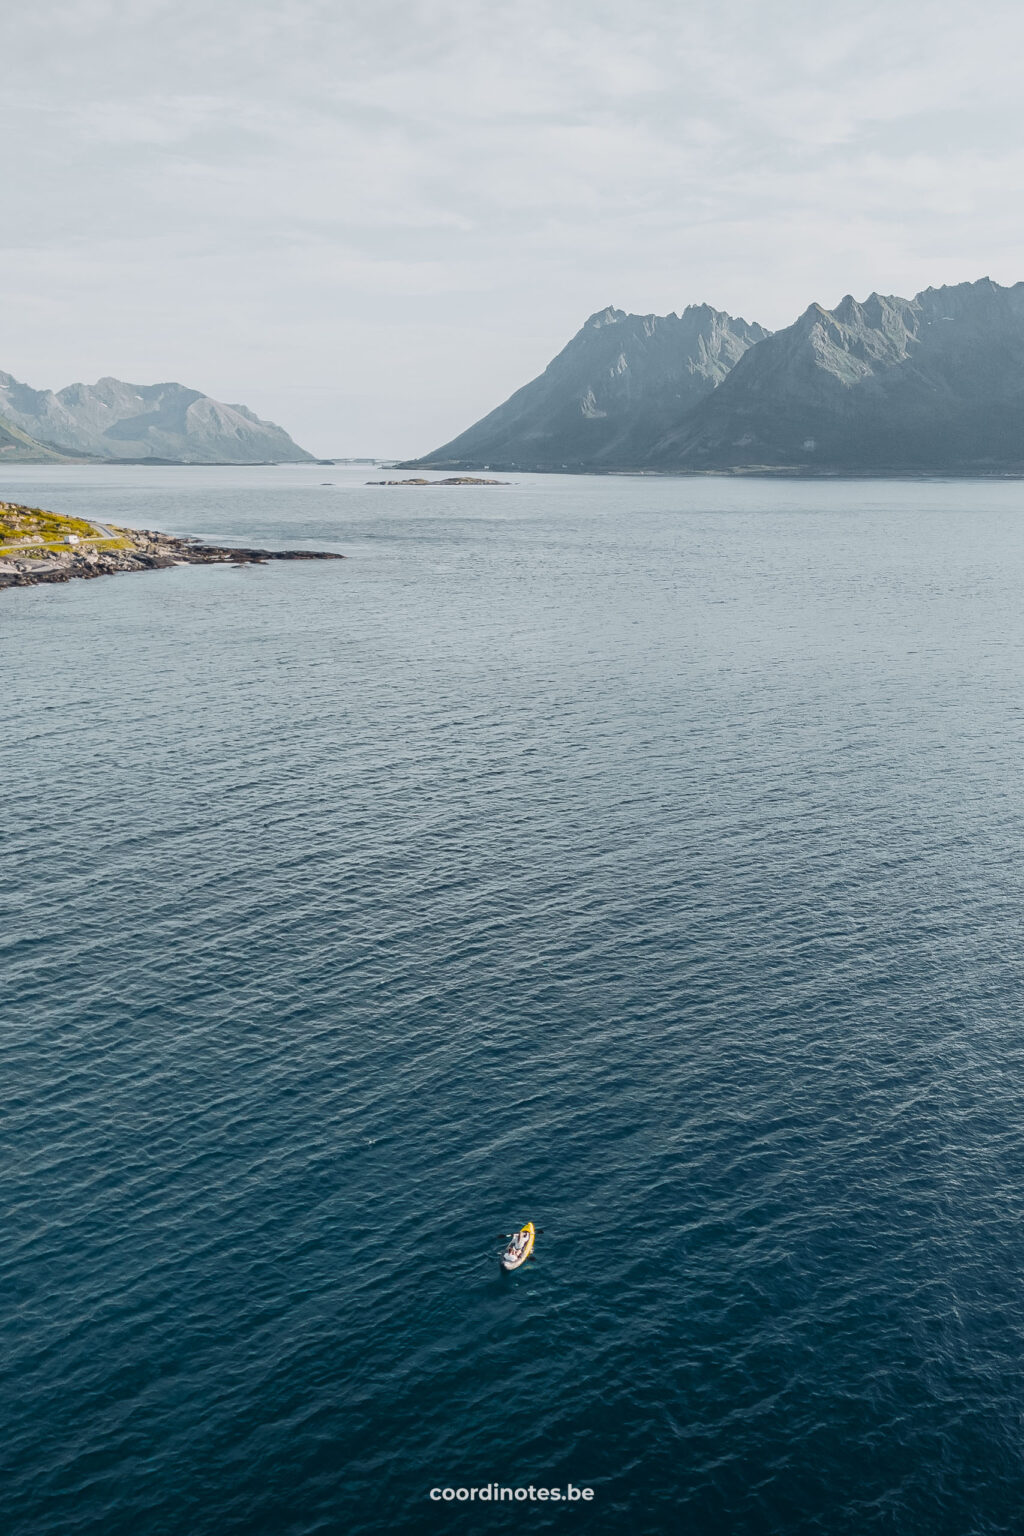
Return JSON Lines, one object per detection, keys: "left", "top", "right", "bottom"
{"left": 651, "top": 275, "right": 1024, "bottom": 472}
{"left": 406, "top": 301, "right": 770, "bottom": 471}
{"left": 587, "top": 306, "right": 627, "bottom": 328}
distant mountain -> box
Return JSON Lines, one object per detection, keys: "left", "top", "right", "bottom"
{"left": 0, "top": 372, "right": 313, "bottom": 463}
{"left": 404, "top": 305, "right": 770, "bottom": 471}
{"left": 651, "top": 278, "right": 1024, "bottom": 472}
{"left": 407, "top": 278, "right": 1024, "bottom": 476}
{"left": 0, "top": 411, "right": 79, "bottom": 463}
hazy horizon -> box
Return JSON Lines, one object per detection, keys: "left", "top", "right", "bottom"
{"left": 5, "top": 0, "right": 1024, "bottom": 458}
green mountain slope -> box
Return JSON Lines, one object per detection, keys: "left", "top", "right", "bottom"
{"left": 0, "top": 413, "right": 80, "bottom": 462}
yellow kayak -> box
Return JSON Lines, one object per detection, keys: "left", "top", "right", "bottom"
{"left": 501, "top": 1221, "right": 535, "bottom": 1271}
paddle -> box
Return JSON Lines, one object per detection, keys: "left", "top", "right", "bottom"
{"left": 496, "top": 1229, "right": 545, "bottom": 1241}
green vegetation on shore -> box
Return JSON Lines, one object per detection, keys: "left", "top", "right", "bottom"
{"left": 1, "top": 498, "right": 344, "bottom": 593}
{"left": 0, "top": 502, "right": 130, "bottom": 554}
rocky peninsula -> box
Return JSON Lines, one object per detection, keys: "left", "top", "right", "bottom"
{"left": 0, "top": 501, "right": 342, "bottom": 592}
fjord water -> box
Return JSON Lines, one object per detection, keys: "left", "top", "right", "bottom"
{"left": 5, "top": 467, "right": 1024, "bottom": 1536}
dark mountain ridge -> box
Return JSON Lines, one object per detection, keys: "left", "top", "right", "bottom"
{"left": 410, "top": 279, "right": 1024, "bottom": 475}
{"left": 656, "top": 278, "right": 1024, "bottom": 472}
{"left": 404, "top": 304, "right": 770, "bottom": 471}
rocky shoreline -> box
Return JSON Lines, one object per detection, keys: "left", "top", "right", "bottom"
{"left": 0, "top": 520, "right": 343, "bottom": 592}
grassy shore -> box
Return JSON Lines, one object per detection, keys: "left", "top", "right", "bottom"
{"left": 1, "top": 499, "right": 344, "bottom": 592}
{"left": 0, "top": 502, "right": 131, "bottom": 555}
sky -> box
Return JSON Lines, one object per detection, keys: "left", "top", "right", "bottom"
{"left": 3, "top": 0, "right": 1024, "bottom": 457}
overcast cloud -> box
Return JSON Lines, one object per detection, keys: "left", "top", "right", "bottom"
{"left": 3, "top": 0, "right": 1024, "bottom": 455}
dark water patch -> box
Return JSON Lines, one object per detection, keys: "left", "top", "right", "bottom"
{"left": 4, "top": 468, "right": 1024, "bottom": 1533}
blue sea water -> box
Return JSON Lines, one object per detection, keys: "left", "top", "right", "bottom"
{"left": 4, "top": 465, "right": 1024, "bottom": 1536}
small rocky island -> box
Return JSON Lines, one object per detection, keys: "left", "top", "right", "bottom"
{"left": 366, "top": 476, "right": 508, "bottom": 486}
{"left": 0, "top": 501, "right": 343, "bottom": 591}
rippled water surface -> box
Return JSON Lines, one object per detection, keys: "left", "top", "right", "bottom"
{"left": 5, "top": 466, "right": 1024, "bottom": 1535}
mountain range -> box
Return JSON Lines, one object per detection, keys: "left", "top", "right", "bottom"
{"left": 0, "top": 373, "right": 312, "bottom": 464}
{"left": 406, "top": 278, "right": 1024, "bottom": 475}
